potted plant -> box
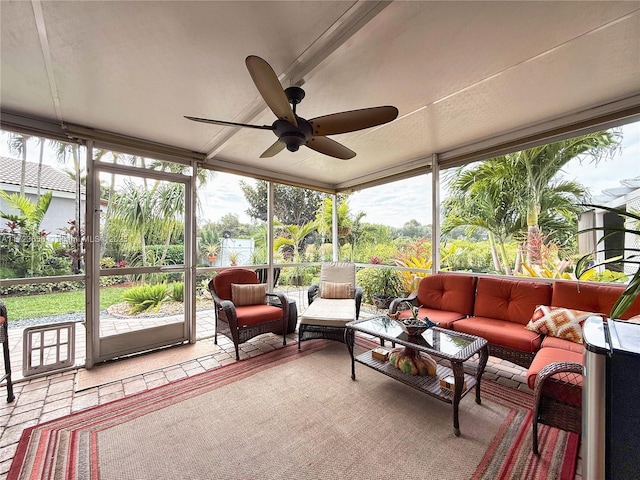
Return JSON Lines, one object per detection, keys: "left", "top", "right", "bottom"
{"left": 205, "top": 244, "right": 220, "bottom": 264}
{"left": 371, "top": 267, "right": 403, "bottom": 309}
{"left": 228, "top": 251, "right": 241, "bottom": 266}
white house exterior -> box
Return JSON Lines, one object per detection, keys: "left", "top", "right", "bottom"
{"left": 579, "top": 176, "right": 640, "bottom": 276}
{"left": 0, "top": 156, "right": 86, "bottom": 240}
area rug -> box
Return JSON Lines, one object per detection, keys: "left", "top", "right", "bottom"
{"left": 75, "top": 339, "right": 221, "bottom": 391}
{"left": 10, "top": 340, "right": 578, "bottom": 480}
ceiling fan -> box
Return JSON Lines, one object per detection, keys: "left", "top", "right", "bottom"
{"left": 185, "top": 55, "right": 398, "bottom": 160}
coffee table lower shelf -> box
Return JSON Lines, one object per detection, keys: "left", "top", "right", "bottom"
{"left": 354, "top": 349, "right": 483, "bottom": 436}
{"left": 355, "top": 350, "right": 477, "bottom": 404}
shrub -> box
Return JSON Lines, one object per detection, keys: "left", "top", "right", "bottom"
{"left": 171, "top": 282, "right": 184, "bottom": 302}
{"left": 0, "top": 266, "right": 16, "bottom": 279}
{"left": 100, "top": 257, "right": 116, "bottom": 268}
{"left": 0, "top": 281, "right": 85, "bottom": 296}
{"left": 590, "top": 269, "right": 628, "bottom": 284}
{"left": 355, "top": 267, "right": 402, "bottom": 303}
{"left": 123, "top": 284, "right": 169, "bottom": 314}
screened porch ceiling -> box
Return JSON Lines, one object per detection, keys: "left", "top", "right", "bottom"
{"left": 1, "top": 1, "right": 639, "bottom": 193}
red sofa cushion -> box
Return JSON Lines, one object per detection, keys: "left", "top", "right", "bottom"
{"left": 552, "top": 280, "right": 640, "bottom": 319}
{"left": 396, "top": 307, "right": 466, "bottom": 329}
{"left": 453, "top": 316, "right": 542, "bottom": 353}
{"left": 526, "top": 347, "right": 584, "bottom": 393}
{"left": 474, "top": 277, "right": 552, "bottom": 325}
{"left": 416, "top": 274, "right": 476, "bottom": 316}
{"left": 541, "top": 335, "right": 585, "bottom": 354}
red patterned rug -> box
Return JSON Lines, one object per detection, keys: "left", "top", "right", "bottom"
{"left": 9, "top": 339, "right": 578, "bottom": 480}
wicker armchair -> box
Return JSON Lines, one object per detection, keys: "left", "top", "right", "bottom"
{"left": 208, "top": 268, "right": 289, "bottom": 360}
{"left": 0, "top": 301, "right": 15, "bottom": 403}
{"left": 532, "top": 361, "right": 583, "bottom": 454}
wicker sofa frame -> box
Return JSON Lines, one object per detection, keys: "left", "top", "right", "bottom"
{"left": 389, "top": 273, "right": 640, "bottom": 455}
{"left": 532, "top": 361, "right": 583, "bottom": 454}
{"left": 488, "top": 344, "right": 536, "bottom": 369}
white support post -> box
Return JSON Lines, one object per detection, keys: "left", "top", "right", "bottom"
{"left": 332, "top": 193, "right": 339, "bottom": 261}
{"left": 267, "top": 182, "right": 275, "bottom": 290}
{"left": 85, "top": 140, "right": 97, "bottom": 369}
{"left": 431, "top": 154, "right": 440, "bottom": 274}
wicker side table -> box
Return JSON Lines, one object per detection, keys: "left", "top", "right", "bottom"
{"left": 0, "top": 301, "right": 15, "bottom": 403}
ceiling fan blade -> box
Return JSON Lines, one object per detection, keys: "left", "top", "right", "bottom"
{"left": 308, "top": 106, "right": 398, "bottom": 136}
{"left": 259, "top": 140, "right": 286, "bottom": 158}
{"left": 306, "top": 136, "right": 356, "bottom": 160}
{"left": 184, "top": 116, "right": 273, "bottom": 131}
{"left": 245, "top": 55, "right": 297, "bottom": 126}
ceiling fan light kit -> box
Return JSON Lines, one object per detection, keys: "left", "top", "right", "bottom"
{"left": 186, "top": 55, "right": 398, "bottom": 160}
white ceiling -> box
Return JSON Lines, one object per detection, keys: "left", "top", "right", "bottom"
{"left": 2, "top": 1, "right": 639, "bottom": 192}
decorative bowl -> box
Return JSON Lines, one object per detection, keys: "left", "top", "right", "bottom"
{"left": 395, "top": 317, "right": 439, "bottom": 336}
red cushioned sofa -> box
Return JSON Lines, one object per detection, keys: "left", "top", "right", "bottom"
{"left": 389, "top": 273, "right": 640, "bottom": 453}
{"left": 390, "top": 273, "right": 640, "bottom": 368}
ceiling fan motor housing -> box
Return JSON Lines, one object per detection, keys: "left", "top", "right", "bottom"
{"left": 273, "top": 117, "right": 313, "bottom": 152}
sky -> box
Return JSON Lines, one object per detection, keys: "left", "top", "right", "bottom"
{"left": 2, "top": 121, "right": 639, "bottom": 229}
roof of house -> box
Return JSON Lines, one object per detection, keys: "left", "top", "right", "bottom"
{"left": 0, "top": 156, "right": 83, "bottom": 194}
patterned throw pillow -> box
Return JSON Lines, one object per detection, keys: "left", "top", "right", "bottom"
{"left": 231, "top": 283, "right": 267, "bottom": 306}
{"left": 525, "top": 305, "right": 600, "bottom": 344}
{"left": 320, "top": 281, "right": 354, "bottom": 299}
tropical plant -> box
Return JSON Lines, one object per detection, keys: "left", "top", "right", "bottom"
{"left": 205, "top": 243, "right": 220, "bottom": 259}
{"left": 274, "top": 220, "right": 318, "bottom": 261}
{"left": 0, "top": 190, "right": 55, "bottom": 277}
{"left": 575, "top": 204, "right": 640, "bottom": 318}
{"left": 442, "top": 130, "right": 621, "bottom": 273}
{"left": 395, "top": 239, "right": 458, "bottom": 293}
{"left": 108, "top": 180, "right": 185, "bottom": 268}
{"left": 316, "top": 197, "right": 352, "bottom": 237}
{"left": 372, "top": 268, "right": 403, "bottom": 297}
{"left": 122, "top": 283, "right": 169, "bottom": 314}
{"left": 198, "top": 224, "right": 220, "bottom": 256}
{"left": 228, "top": 251, "right": 241, "bottom": 266}
{"left": 171, "top": 282, "right": 184, "bottom": 302}
{"left": 515, "top": 132, "right": 620, "bottom": 266}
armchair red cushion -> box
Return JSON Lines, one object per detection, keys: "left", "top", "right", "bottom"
{"left": 235, "top": 305, "right": 286, "bottom": 327}
{"left": 213, "top": 268, "right": 259, "bottom": 300}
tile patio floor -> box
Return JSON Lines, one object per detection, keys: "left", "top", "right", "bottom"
{"left": 0, "top": 301, "right": 582, "bottom": 480}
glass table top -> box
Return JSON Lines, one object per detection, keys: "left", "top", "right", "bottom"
{"left": 347, "top": 316, "right": 486, "bottom": 360}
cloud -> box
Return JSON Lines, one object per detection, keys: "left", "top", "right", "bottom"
{"left": 350, "top": 175, "right": 432, "bottom": 228}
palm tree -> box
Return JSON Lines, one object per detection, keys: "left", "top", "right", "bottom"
{"left": 443, "top": 161, "right": 522, "bottom": 274}
{"left": 512, "top": 131, "right": 620, "bottom": 265}
{"left": 443, "top": 131, "right": 620, "bottom": 272}
{"left": 274, "top": 220, "right": 318, "bottom": 262}
{"left": 110, "top": 182, "right": 152, "bottom": 267}
{"left": 7, "top": 133, "right": 29, "bottom": 196}
{"left": 52, "top": 142, "right": 83, "bottom": 262}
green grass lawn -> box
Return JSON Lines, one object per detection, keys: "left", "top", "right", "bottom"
{"left": 2, "top": 286, "right": 128, "bottom": 321}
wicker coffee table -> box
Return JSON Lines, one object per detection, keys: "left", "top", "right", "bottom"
{"left": 346, "top": 316, "right": 488, "bottom": 436}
